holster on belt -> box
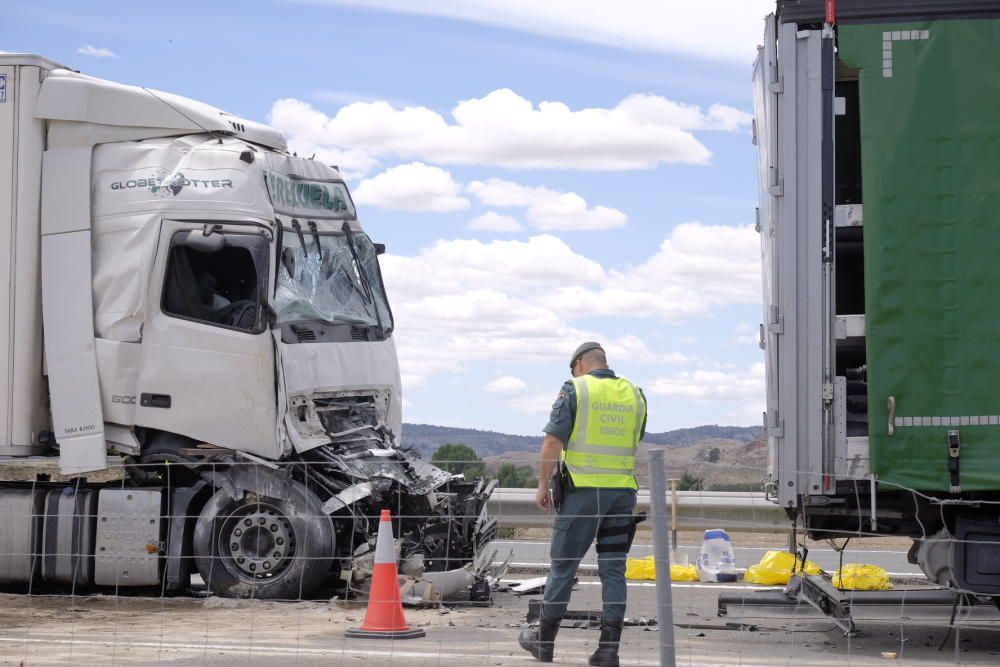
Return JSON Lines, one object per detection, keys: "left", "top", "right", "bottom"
{"left": 549, "top": 462, "right": 574, "bottom": 512}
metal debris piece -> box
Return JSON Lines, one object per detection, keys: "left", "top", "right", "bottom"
{"left": 510, "top": 577, "right": 550, "bottom": 595}
{"left": 525, "top": 600, "right": 658, "bottom": 628}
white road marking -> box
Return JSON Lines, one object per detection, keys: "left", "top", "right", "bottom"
{"left": 494, "top": 540, "right": 913, "bottom": 555}
{"left": 0, "top": 635, "right": 661, "bottom": 664}
{"left": 0, "top": 635, "right": 846, "bottom": 666}
{"left": 509, "top": 562, "right": 919, "bottom": 578}
{"left": 0, "top": 636, "right": 530, "bottom": 661}
{"left": 575, "top": 581, "right": 783, "bottom": 591}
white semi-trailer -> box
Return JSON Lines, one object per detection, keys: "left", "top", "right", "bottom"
{"left": 0, "top": 54, "right": 495, "bottom": 598}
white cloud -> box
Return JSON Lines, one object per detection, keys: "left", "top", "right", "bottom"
{"left": 78, "top": 45, "right": 118, "bottom": 58}
{"left": 634, "top": 222, "right": 761, "bottom": 305}
{"left": 537, "top": 222, "right": 761, "bottom": 321}
{"left": 401, "top": 374, "right": 427, "bottom": 389}
{"left": 705, "top": 105, "right": 756, "bottom": 132}
{"left": 658, "top": 351, "right": 694, "bottom": 365}
{"left": 311, "top": 147, "right": 381, "bottom": 182}
{"left": 381, "top": 226, "right": 758, "bottom": 386}
{"left": 384, "top": 234, "right": 606, "bottom": 294}
{"left": 467, "top": 179, "right": 626, "bottom": 231}
{"left": 468, "top": 211, "right": 523, "bottom": 233}
{"left": 733, "top": 322, "right": 758, "bottom": 346}
{"left": 647, "top": 363, "right": 765, "bottom": 402}
{"left": 484, "top": 375, "right": 527, "bottom": 394}
{"left": 267, "top": 98, "right": 381, "bottom": 179}
{"left": 313, "top": 90, "right": 380, "bottom": 105}
{"left": 268, "top": 89, "right": 750, "bottom": 175}
{"left": 505, "top": 392, "right": 561, "bottom": 416}
{"left": 311, "top": 89, "right": 411, "bottom": 108}
{"left": 382, "top": 235, "right": 632, "bottom": 383}
{"left": 352, "top": 162, "right": 469, "bottom": 211}
{"left": 297, "top": 0, "right": 772, "bottom": 64}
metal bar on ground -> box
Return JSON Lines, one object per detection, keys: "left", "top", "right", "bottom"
{"left": 718, "top": 586, "right": 978, "bottom": 617}
{"left": 648, "top": 448, "right": 676, "bottom": 667}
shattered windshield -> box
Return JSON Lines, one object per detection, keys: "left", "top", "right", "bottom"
{"left": 274, "top": 227, "right": 393, "bottom": 333}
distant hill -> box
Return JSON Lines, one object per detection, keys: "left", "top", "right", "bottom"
{"left": 641, "top": 425, "right": 761, "bottom": 447}
{"left": 401, "top": 424, "right": 538, "bottom": 458}
{"left": 401, "top": 423, "right": 762, "bottom": 459}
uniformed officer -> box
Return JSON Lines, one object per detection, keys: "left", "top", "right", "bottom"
{"left": 519, "top": 342, "right": 647, "bottom": 666}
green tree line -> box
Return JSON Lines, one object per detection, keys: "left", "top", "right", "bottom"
{"left": 430, "top": 443, "right": 538, "bottom": 488}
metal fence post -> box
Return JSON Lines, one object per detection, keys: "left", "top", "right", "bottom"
{"left": 648, "top": 448, "right": 676, "bottom": 667}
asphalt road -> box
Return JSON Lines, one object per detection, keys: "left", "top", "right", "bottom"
{"left": 2, "top": 575, "right": 999, "bottom": 666}
{"left": 0, "top": 535, "right": 996, "bottom": 665}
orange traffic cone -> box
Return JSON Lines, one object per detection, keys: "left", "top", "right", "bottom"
{"left": 345, "top": 509, "right": 426, "bottom": 640}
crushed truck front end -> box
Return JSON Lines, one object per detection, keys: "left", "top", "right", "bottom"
{"left": 0, "top": 58, "right": 496, "bottom": 599}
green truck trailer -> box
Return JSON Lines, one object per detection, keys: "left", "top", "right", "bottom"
{"left": 755, "top": 0, "right": 1000, "bottom": 594}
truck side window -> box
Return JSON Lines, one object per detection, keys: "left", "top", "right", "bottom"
{"left": 161, "top": 231, "right": 268, "bottom": 333}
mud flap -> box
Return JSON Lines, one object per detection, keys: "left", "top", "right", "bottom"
{"left": 200, "top": 464, "right": 295, "bottom": 502}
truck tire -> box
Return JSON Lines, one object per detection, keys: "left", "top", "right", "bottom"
{"left": 193, "top": 480, "right": 334, "bottom": 599}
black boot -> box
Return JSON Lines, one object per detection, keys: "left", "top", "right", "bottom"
{"left": 518, "top": 615, "right": 560, "bottom": 662}
{"left": 588, "top": 619, "right": 623, "bottom": 667}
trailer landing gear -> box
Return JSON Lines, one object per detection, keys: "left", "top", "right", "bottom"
{"left": 785, "top": 574, "right": 857, "bottom": 635}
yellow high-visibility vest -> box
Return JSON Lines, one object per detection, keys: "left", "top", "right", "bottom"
{"left": 563, "top": 375, "right": 645, "bottom": 489}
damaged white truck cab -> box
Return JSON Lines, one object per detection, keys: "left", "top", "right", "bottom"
{"left": 0, "top": 54, "right": 496, "bottom": 598}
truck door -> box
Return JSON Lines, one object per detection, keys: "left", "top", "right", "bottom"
{"left": 134, "top": 219, "right": 279, "bottom": 458}
{"left": 754, "top": 15, "right": 783, "bottom": 496}
{"left": 759, "top": 18, "right": 829, "bottom": 507}
{"left": 783, "top": 21, "right": 831, "bottom": 504}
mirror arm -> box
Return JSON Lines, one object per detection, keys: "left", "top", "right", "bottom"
{"left": 259, "top": 296, "right": 278, "bottom": 329}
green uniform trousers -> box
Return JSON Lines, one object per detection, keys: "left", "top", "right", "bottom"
{"left": 541, "top": 487, "right": 637, "bottom": 622}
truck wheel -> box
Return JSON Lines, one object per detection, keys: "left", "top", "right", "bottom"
{"left": 193, "top": 480, "right": 334, "bottom": 599}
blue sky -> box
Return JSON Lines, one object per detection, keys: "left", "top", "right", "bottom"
{"left": 6, "top": 0, "right": 774, "bottom": 436}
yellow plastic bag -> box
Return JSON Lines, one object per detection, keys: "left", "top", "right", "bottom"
{"left": 743, "top": 550, "right": 822, "bottom": 585}
{"left": 670, "top": 563, "right": 698, "bottom": 581}
{"left": 832, "top": 564, "right": 892, "bottom": 590}
{"left": 625, "top": 555, "right": 698, "bottom": 581}
{"left": 625, "top": 556, "right": 654, "bottom": 580}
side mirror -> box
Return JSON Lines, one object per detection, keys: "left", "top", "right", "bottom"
{"left": 374, "top": 243, "right": 386, "bottom": 255}
{"left": 180, "top": 229, "right": 226, "bottom": 253}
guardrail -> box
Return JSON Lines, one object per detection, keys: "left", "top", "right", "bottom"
{"left": 487, "top": 489, "right": 790, "bottom": 532}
